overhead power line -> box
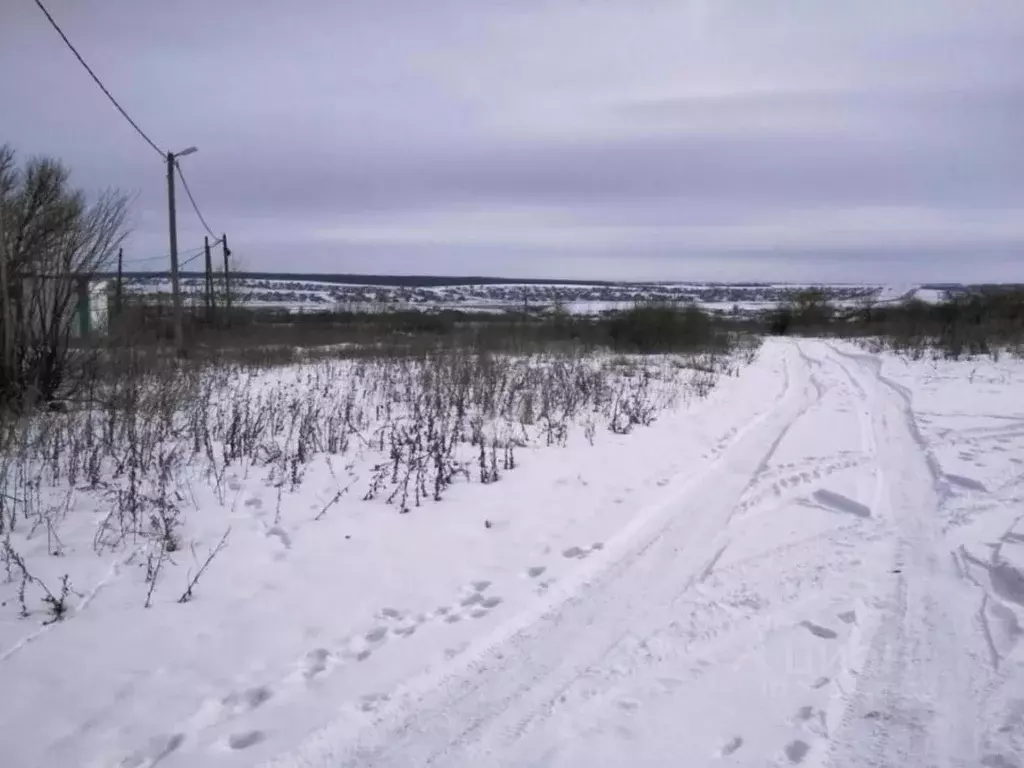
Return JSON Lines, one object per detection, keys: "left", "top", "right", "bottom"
{"left": 176, "top": 241, "right": 224, "bottom": 270}
{"left": 33, "top": 0, "right": 164, "bottom": 158}
{"left": 123, "top": 246, "right": 200, "bottom": 267}
{"left": 120, "top": 252, "right": 174, "bottom": 267}
{"left": 180, "top": 250, "right": 206, "bottom": 268}
{"left": 120, "top": 240, "right": 220, "bottom": 269}
{"left": 174, "top": 163, "right": 219, "bottom": 239}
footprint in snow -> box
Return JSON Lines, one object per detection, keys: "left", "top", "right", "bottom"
{"left": 377, "top": 607, "right": 425, "bottom": 638}
{"left": 946, "top": 473, "right": 987, "bottom": 492}
{"left": 466, "top": 595, "right": 504, "bottom": 620}
{"left": 304, "top": 648, "right": 331, "bottom": 679}
{"left": 563, "top": 543, "right": 604, "bottom": 559}
{"left": 227, "top": 730, "right": 265, "bottom": 750}
{"left": 223, "top": 685, "right": 272, "bottom": 713}
{"left": 800, "top": 620, "right": 838, "bottom": 639}
{"left": 119, "top": 733, "right": 185, "bottom": 767}
{"left": 717, "top": 736, "right": 744, "bottom": 757}
{"left": 794, "top": 706, "right": 827, "bottom": 736}
{"left": 982, "top": 754, "right": 1022, "bottom": 768}
{"left": 784, "top": 739, "right": 811, "bottom": 764}
{"left": 265, "top": 525, "right": 291, "bottom": 549}
{"left": 365, "top": 626, "right": 388, "bottom": 643}
{"left": 359, "top": 692, "right": 390, "bottom": 713}
{"left": 812, "top": 489, "right": 872, "bottom": 518}
{"left": 527, "top": 566, "right": 546, "bottom": 578}
{"left": 244, "top": 686, "right": 273, "bottom": 709}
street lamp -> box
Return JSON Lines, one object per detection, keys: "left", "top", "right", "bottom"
{"left": 166, "top": 146, "right": 197, "bottom": 356}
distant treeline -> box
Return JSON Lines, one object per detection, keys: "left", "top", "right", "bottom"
{"left": 106, "top": 300, "right": 745, "bottom": 362}
{"left": 98, "top": 272, "right": 620, "bottom": 287}
{"left": 95, "top": 271, "right": 970, "bottom": 290}
{"left": 767, "top": 286, "right": 1024, "bottom": 358}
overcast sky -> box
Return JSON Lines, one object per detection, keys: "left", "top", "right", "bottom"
{"left": 3, "top": 1, "right": 1023, "bottom": 281}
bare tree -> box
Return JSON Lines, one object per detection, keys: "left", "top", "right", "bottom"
{"left": 0, "top": 145, "right": 129, "bottom": 408}
{"left": 0, "top": 147, "right": 18, "bottom": 385}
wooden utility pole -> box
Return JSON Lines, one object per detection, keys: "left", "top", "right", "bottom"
{"left": 203, "top": 235, "right": 215, "bottom": 325}
{"left": 166, "top": 152, "right": 185, "bottom": 355}
{"left": 115, "top": 247, "right": 123, "bottom": 319}
{"left": 221, "top": 233, "right": 231, "bottom": 326}
{"left": 0, "top": 248, "right": 12, "bottom": 384}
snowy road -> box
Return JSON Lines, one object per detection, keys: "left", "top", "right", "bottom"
{"left": 266, "top": 340, "right": 1024, "bottom": 768}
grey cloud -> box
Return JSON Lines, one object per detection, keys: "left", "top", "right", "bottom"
{"left": 217, "top": 114, "right": 1023, "bottom": 219}
{"left": 259, "top": 240, "right": 1024, "bottom": 284}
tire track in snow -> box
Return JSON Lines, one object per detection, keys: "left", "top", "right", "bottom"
{"left": 823, "top": 344, "right": 996, "bottom": 768}
{"left": 496, "top": 342, "right": 885, "bottom": 768}
{"left": 424, "top": 341, "right": 822, "bottom": 764}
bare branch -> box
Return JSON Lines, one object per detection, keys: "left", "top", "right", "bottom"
{"left": 177, "top": 527, "right": 230, "bottom": 604}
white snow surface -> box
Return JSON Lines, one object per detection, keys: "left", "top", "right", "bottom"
{"left": 874, "top": 285, "right": 918, "bottom": 303}
{"left": 911, "top": 287, "right": 948, "bottom": 304}
{"left": 4, "top": 340, "right": 1024, "bottom": 767}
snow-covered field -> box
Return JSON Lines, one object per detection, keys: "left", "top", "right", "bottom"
{"left": 3, "top": 339, "right": 1023, "bottom": 767}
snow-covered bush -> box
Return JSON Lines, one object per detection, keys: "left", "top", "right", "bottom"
{"left": 0, "top": 342, "right": 746, "bottom": 619}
